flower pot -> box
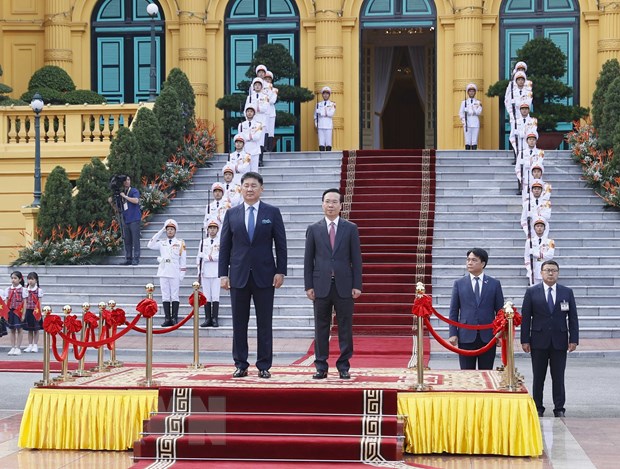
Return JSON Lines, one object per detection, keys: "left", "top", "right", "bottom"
{"left": 537, "top": 131, "right": 566, "bottom": 150}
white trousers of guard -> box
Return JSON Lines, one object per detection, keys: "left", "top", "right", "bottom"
{"left": 318, "top": 128, "right": 332, "bottom": 147}
{"left": 201, "top": 276, "right": 221, "bottom": 302}
{"left": 464, "top": 127, "right": 479, "bottom": 146}
{"left": 160, "top": 277, "right": 180, "bottom": 302}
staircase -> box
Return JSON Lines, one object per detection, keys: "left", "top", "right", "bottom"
{"left": 431, "top": 150, "right": 620, "bottom": 338}
{"left": 1, "top": 152, "right": 341, "bottom": 338}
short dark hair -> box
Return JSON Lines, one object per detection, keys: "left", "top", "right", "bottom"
{"left": 322, "top": 188, "right": 342, "bottom": 202}
{"left": 467, "top": 248, "right": 489, "bottom": 268}
{"left": 241, "top": 171, "right": 263, "bottom": 185}
{"left": 541, "top": 260, "right": 559, "bottom": 271}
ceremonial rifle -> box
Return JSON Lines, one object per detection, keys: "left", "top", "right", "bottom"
{"left": 526, "top": 170, "right": 535, "bottom": 285}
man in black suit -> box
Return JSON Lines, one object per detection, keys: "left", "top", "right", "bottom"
{"left": 219, "top": 172, "right": 287, "bottom": 379}
{"left": 448, "top": 248, "right": 504, "bottom": 370}
{"left": 521, "top": 260, "right": 579, "bottom": 417}
{"left": 304, "top": 188, "right": 363, "bottom": 380}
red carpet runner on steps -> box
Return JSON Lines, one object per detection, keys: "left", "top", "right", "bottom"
{"left": 132, "top": 387, "right": 402, "bottom": 467}
{"left": 296, "top": 149, "right": 435, "bottom": 369}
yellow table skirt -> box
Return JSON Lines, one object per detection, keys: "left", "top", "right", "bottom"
{"left": 398, "top": 392, "right": 543, "bottom": 456}
{"left": 18, "top": 388, "right": 159, "bottom": 450}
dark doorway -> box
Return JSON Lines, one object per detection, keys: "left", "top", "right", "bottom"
{"left": 381, "top": 48, "right": 425, "bottom": 149}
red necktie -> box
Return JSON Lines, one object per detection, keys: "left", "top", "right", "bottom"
{"left": 329, "top": 222, "right": 335, "bottom": 249}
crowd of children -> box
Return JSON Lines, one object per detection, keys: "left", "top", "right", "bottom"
{"left": 504, "top": 61, "right": 556, "bottom": 286}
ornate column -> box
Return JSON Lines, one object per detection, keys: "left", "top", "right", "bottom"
{"left": 452, "top": 0, "right": 484, "bottom": 148}
{"left": 314, "top": 0, "right": 344, "bottom": 150}
{"left": 597, "top": 1, "right": 620, "bottom": 68}
{"left": 177, "top": 0, "right": 209, "bottom": 119}
{"left": 44, "top": 0, "right": 72, "bottom": 72}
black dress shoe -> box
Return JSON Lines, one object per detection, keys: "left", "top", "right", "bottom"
{"left": 258, "top": 369, "right": 271, "bottom": 379}
{"left": 313, "top": 370, "right": 328, "bottom": 380}
{"left": 339, "top": 370, "right": 351, "bottom": 379}
{"left": 232, "top": 368, "right": 248, "bottom": 378}
{"left": 537, "top": 410, "right": 544, "bottom": 417}
{"left": 554, "top": 410, "right": 565, "bottom": 418}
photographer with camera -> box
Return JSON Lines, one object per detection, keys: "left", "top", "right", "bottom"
{"left": 109, "top": 175, "right": 142, "bottom": 266}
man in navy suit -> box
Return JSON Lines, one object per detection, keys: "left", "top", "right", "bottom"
{"left": 448, "top": 248, "right": 504, "bottom": 369}
{"left": 219, "top": 172, "right": 287, "bottom": 379}
{"left": 521, "top": 260, "right": 579, "bottom": 417}
{"left": 304, "top": 188, "right": 363, "bottom": 379}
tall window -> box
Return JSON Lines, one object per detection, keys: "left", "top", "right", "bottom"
{"left": 91, "top": 0, "right": 165, "bottom": 103}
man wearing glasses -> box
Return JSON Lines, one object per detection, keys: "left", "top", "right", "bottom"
{"left": 521, "top": 260, "right": 579, "bottom": 418}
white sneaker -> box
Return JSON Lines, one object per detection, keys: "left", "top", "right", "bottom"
{"left": 13, "top": 348, "right": 21, "bottom": 355}
{"left": 8, "top": 348, "right": 16, "bottom": 356}
{"left": 32, "top": 344, "right": 38, "bottom": 353}
{"left": 24, "top": 344, "right": 33, "bottom": 353}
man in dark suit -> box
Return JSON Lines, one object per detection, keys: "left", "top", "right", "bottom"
{"left": 521, "top": 260, "right": 579, "bottom": 417}
{"left": 304, "top": 188, "right": 363, "bottom": 379}
{"left": 448, "top": 248, "right": 504, "bottom": 370}
{"left": 219, "top": 172, "right": 287, "bottom": 379}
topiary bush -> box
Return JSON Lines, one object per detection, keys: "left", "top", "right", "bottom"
{"left": 64, "top": 89, "right": 107, "bottom": 105}
{"left": 132, "top": 107, "right": 164, "bottom": 181}
{"left": 28, "top": 65, "right": 76, "bottom": 93}
{"left": 153, "top": 85, "right": 184, "bottom": 159}
{"left": 107, "top": 127, "right": 141, "bottom": 182}
{"left": 37, "top": 166, "right": 77, "bottom": 241}
{"left": 163, "top": 68, "right": 196, "bottom": 136}
{"left": 20, "top": 87, "right": 66, "bottom": 105}
{"left": 74, "top": 157, "right": 113, "bottom": 227}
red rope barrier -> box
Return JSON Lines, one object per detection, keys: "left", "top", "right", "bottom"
{"left": 126, "top": 309, "right": 194, "bottom": 334}
{"left": 424, "top": 317, "right": 498, "bottom": 356}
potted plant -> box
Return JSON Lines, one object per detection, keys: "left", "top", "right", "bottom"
{"left": 487, "top": 37, "right": 588, "bottom": 149}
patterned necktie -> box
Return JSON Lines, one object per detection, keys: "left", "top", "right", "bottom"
{"left": 547, "top": 287, "right": 554, "bottom": 314}
{"left": 248, "top": 206, "right": 255, "bottom": 240}
{"left": 474, "top": 277, "right": 480, "bottom": 304}
{"left": 329, "top": 222, "right": 336, "bottom": 249}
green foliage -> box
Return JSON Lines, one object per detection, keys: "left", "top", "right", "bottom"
{"left": 277, "top": 84, "right": 314, "bottom": 102}
{"left": 132, "top": 107, "right": 164, "bottom": 181}
{"left": 592, "top": 59, "right": 620, "bottom": 131}
{"left": 216, "top": 93, "right": 247, "bottom": 113}
{"left": 175, "top": 119, "right": 217, "bottom": 167}
{"left": 163, "top": 68, "right": 196, "bottom": 136}
{"left": 247, "top": 43, "right": 299, "bottom": 82}
{"left": 487, "top": 37, "right": 588, "bottom": 131}
{"left": 74, "top": 158, "right": 113, "bottom": 227}
{"left": 37, "top": 166, "right": 77, "bottom": 241}
{"left": 107, "top": 127, "right": 141, "bottom": 182}
{"left": 0, "top": 65, "right": 12, "bottom": 101}
{"left": 153, "top": 85, "right": 185, "bottom": 159}
{"left": 140, "top": 183, "right": 170, "bottom": 214}
{"left": 20, "top": 87, "right": 65, "bottom": 105}
{"left": 28, "top": 65, "right": 76, "bottom": 93}
{"left": 603, "top": 78, "right": 620, "bottom": 154}
{"left": 161, "top": 161, "right": 193, "bottom": 191}
{"left": 64, "top": 89, "right": 107, "bottom": 105}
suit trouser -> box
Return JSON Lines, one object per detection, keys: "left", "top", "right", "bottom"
{"left": 458, "top": 332, "right": 496, "bottom": 370}
{"left": 313, "top": 281, "right": 354, "bottom": 372}
{"left": 230, "top": 272, "right": 274, "bottom": 371}
{"left": 531, "top": 346, "right": 568, "bottom": 414}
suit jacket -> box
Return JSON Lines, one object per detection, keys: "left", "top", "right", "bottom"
{"left": 520, "top": 282, "right": 579, "bottom": 350}
{"left": 304, "top": 218, "right": 362, "bottom": 298}
{"left": 218, "top": 201, "right": 287, "bottom": 289}
{"left": 448, "top": 274, "right": 504, "bottom": 343}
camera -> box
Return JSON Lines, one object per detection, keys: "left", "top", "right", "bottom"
{"left": 109, "top": 174, "right": 127, "bottom": 197}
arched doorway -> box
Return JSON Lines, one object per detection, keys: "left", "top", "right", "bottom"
{"left": 91, "top": 0, "right": 165, "bottom": 103}
{"left": 360, "top": 0, "right": 437, "bottom": 149}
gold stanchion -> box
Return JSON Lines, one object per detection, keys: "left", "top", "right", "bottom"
{"left": 413, "top": 282, "right": 430, "bottom": 391}
{"left": 35, "top": 306, "right": 54, "bottom": 387}
{"left": 91, "top": 302, "right": 109, "bottom": 373}
{"left": 54, "top": 305, "right": 75, "bottom": 382}
{"left": 502, "top": 301, "right": 522, "bottom": 391}
{"left": 104, "top": 299, "right": 124, "bottom": 368}
{"left": 73, "top": 303, "right": 92, "bottom": 378}
{"left": 139, "top": 283, "right": 159, "bottom": 387}
{"left": 188, "top": 282, "right": 204, "bottom": 369}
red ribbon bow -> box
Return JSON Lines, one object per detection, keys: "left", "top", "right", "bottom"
{"left": 83, "top": 311, "right": 99, "bottom": 329}
{"left": 43, "top": 315, "right": 63, "bottom": 335}
{"left": 188, "top": 291, "right": 207, "bottom": 307}
{"left": 64, "top": 315, "right": 82, "bottom": 334}
{"left": 111, "top": 308, "right": 126, "bottom": 326}
{"left": 136, "top": 298, "right": 158, "bottom": 318}
{"left": 411, "top": 295, "right": 433, "bottom": 318}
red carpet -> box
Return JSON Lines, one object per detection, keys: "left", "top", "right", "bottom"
{"left": 132, "top": 387, "right": 403, "bottom": 466}
{"left": 298, "top": 149, "right": 435, "bottom": 369}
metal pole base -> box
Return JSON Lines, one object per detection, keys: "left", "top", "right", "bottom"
{"left": 187, "top": 363, "right": 204, "bottom": 370}
{"left": 137, "top": 379, "right": 160, "bottom": 388}
{"left": 91, "top": 365, "right": 110, "bottom": 373}
{"left": 54, "top": 373, "right": 76, "bottom": 383}
{"left": 72, "top": 369, "right": 92, "bottom": 378}
{"left": 414, "top": 383, "right": 432, "bottom": 392}
{"left": 104, "top": 360, "right": 124, "bottom": 368}
{"left": 35, "top": 379, "right": 56, "bottom": 387}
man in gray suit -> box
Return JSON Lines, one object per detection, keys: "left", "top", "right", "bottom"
{"left": 448, "top": 248, "right": 504, "bottom": 370}
{"left": 304, "top": 188, "right": 363, "bottom": 379}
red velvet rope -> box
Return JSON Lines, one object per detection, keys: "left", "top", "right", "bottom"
{"left": 424, "top": 317, "right": 499, "bottom": 356}
{"left": 52, "top": 313, "right": 142, "bottom": 350}
{"left": 411, "top": 294, "right": 494, "bottom": 330}
{"left": 127, "top": 308, "right": 194, "bottom": 334}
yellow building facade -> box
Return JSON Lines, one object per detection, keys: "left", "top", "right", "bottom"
{"left": 0, "top": 0, "right": 618, "bottom": 263}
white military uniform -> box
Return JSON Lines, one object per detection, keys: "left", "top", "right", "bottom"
{"left": 524, "top": 218, "right": 555, "bottom": 286}
{"left": 510, "top": 112, "right": 538, "bottom": 157}
{"left": 522, "top": 163, "right": 552, "bottom": 203}
{"left": 245, "top": 78, "right": 270, "bottom": 146}
{"left": 264, "top": 76, "right": 278, "bottom": 143}
{"left": 314, "top": 86, "right": 336, "bottom": 149}
{"left": 147, "top": 219, "right": 187, "bottom": 302}
{"left": 459, "top": 84, "right": 482, "bottom": 148}
{"left": 203, "top": 183, "right": 230, "bottom": 226}
{"left": 521, "top": 186, "right": 552, "bottom": 235}
{"left": 228, "top": 149, "right": 251, "bottom": 186}
{"left": 220, "top": 167, "right": 242, "bottom": 207}
{"left": 197, "top": 224, "right": 221, "bottom": 303}
{"left": 504, "top": 71, "right": 533, "bottom": 124}
{"left": 517, "top": 145, "right": 545, "bottom": 190}
{"left": 237, "top": 111, "right": 263, "bottom": 172}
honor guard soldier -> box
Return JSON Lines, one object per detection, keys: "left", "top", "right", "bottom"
{"left": 254, "top": 64, "right": 267, "bottom": 81}
{"left": 147, "top": 219, "right": 187, "bottom": 326}
{"left": 528, "top": 163, "right": 552, "bottom": 202}
{"left": 459, "top": 83, "right": 483, "bottom": 150}
{"left": 525, "top": 217, "right": 555, "bottom": 286}
{"left": 238, "top": 103, "right": 263, "bottom": 173}
{"left": 228, "top": 135, "right": 251, "bottom": 186}
{"left": 521, "top": 180, "right": 552, "bottom": 235}
{"left": 203, "top": 182, "right": 229, "bottom": 226}
{"left": 263, "top": 71, "right": 278, "bottom": 152}
{"left": 517, "top": 129, "right": 545, "bottom": 196}
{"left": 505, "top": 70, "right": 533, "bottom": 126}
{"left": 511, "top": 102, "right": 538, "bottom": 185}
{"left": 197, "top": 218, "right": 221, "bottom": 328}
{"left": 245, "top": 78, "right": 270, "bottom": 165}
{"left": 221, "top": 165, "right": 242, "bottom": 207}
{"left": 314, "top": 86, "right": 336, "bottom": 151}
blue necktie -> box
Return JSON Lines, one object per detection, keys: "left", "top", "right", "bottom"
{"left": 474, "top": 277, "right": 480, "bottom": 304}
{"left": 547, "top": 287, "right": 554, "bottom": 314}
{"left": 248, "top": 206, "right": 255, "bottom": 241}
